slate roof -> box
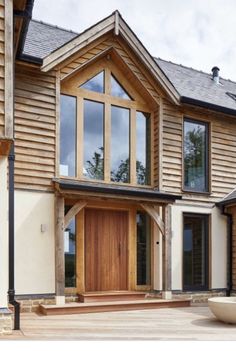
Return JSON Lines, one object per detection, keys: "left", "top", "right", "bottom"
{"left": 23, "top": 20, "right": 78, "bottom": 59}
{"left": 218, "top": 189, "right": 236, "bottom": 207}
{"left": 21, "top": 19, "right": 236, "bottom": 115}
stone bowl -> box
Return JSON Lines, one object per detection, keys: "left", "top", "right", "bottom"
{"left": 208, "top": 297, "right": 236, "bottom": 324}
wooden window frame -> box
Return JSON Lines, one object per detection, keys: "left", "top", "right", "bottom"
{"left": 182, "top": 117, "right": 210, "bottom": 194}
{"left": 60, "top": 66, "right": 153, "bottom": 187}
{"left": 182, "top": 213, "right": 210, "bottom": 291}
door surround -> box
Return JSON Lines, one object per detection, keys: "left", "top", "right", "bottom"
{"left": 66, "top": 201, "right": 154, "bottom": 293}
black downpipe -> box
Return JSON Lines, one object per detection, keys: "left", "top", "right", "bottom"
{"left": 8, "top": 145, "right": 20, "bottom": 330}
{"left": 220, "top": 208, "right": 233, "bottom": 297}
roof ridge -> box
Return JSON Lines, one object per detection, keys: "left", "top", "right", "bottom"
{"left": 155, "top": 57, "right": 236, "bottom": 86}
{"left": 31, "top": 18, "right": 79, "bottom": 35}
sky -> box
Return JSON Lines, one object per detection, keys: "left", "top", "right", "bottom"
{"left": 33, "top": 0, "right": 236, "bottom": 82}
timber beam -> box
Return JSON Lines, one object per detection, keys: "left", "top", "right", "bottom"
{"left": 64, "top": 200, "right": 87, "bottom": 228}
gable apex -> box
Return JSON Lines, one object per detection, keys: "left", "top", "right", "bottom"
{"left": 40, "top": 11, "right": 180, "bottom": 105}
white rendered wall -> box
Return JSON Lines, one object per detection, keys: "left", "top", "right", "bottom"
{"left": 171, "top": 203, "right": 227, "bottom": 291}
{"left": 15, "top": 191, "right": 55, "bottom": 295}
{"left": 0, "top": 157, "right": 9, "bottom": 307}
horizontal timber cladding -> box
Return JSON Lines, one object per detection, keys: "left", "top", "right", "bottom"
{"left": 162, "top": 99, "right": 236, "bottom": 202}
{"left": 14, "top": 64, "right": 56, "bottom": 191}
{"left": 162, "top": 99, "right": 182, "bottom": 194}
{"left": 0, "top": 0, "right": 4, "bottom": 137}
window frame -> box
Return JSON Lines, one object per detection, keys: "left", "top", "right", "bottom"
{"left": 182, "top": 213, "right": 209, "bottom": 291}
{"left": 183, "top": 117, "right": 210, "bottom": 194}
{"left": 60, "top": 65, "right": 153, "bottom": 187}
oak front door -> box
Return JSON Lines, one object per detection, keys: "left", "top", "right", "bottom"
{"left": 85, "top": 208, "right": 128, "bottom": 291}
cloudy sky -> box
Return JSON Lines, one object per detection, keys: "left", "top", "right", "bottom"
{"left": 33, "top": 0, "right": 236, "bottom": 81}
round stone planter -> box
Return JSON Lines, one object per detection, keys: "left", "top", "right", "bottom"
{"left": 208, "top": 297, "right": 236, "bottom": 324}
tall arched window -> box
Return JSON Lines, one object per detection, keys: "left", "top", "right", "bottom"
{"left": 60, "top": 64, "right": 152, "bottom": 186}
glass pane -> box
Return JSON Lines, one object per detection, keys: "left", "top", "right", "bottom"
{"left": 111, "top": 75, "right": 132, "bottom": 100}
{"left": 83, "top": 100, "right": 104, "bottom": 180}
{"left": 64, "top": 213, "right": 76, "bottom": 288}
{"left": 111, "top": 106, "right": 130, "bottom": 183}
{"left": 183, "top": 215, "right": 208, "bottom": 290}
{"left": 136, "top": 112, "right": 151, "bottom": 185}
{"left": 184, "top": 119, "right": 208, "bottom": 192}
{"left": 136, "top": 212, "right": 151, "bottom": 285}
{"left": 80, "top": 71, "right": 104, "bottom": 93}
{"left": 60, "top": 95, "right": 76, "bottom": 177}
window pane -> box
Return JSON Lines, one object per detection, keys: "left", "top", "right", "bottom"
{"left": 136, "top": 212, "right": 151, "bottom": 285}
{"left": 64, "top": 213, "right": 76, "bottom": 288}
{"left": 136, "top": 112, "right": 151, "bottom": 185}
{"left": 83, "top": 100, "right": 104, "bottom": 180}
{"left": 80, "top": 71, "right": 104, "bottom": 93}
{"left": 111, "top": 106, "right": 130, "bottom": 183}
{"left": 184, "top": 119, "right": 208, "bottom": 192}
{"left": 111, "top": 75, "right": 132, "bottom": 100}
{"left": 60, "top": 95, "right": 76, "bottom": 177}
{"left": 183, "top": 215, "right": 208, "bottom": 290}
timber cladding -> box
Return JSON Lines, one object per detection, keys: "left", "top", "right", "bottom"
{"left": 14, "top": 64, "right": 57, "bottom": 191}
{"left": 0, "top": 0, "right": 4, "bottom": 137}
{"left": 162, "top": 98, "right": 236, "bottom": 202}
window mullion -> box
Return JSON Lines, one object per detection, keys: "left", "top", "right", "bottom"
{"left": 130, "top": 108, "right": 136, "bottom": 184}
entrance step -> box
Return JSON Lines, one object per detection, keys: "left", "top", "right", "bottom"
{"left": 78, "top": 291, "right": 147, "bottom": 303}
{"left": 40, "top": 298, "right": 191, "bottom": 316}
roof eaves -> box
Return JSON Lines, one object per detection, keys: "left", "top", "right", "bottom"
{"left": 180, "top": 96, "right": 236, "bottom": 117}
{"left": 15, "top": 0, "right": 35, "bottom": 57}
{"left": 41, "top": 12, "right": 116, "bottom": 72}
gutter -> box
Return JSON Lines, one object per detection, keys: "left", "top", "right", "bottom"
{"left": 180, "top": 96, "right": 236, "bottom": 118}
{"left": 14, "top": 0, "right": 34, "bottom": 57}
{"left": 218, "top": 204, "right": 233, "bottom": 297}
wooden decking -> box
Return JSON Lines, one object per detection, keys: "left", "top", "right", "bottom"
{"left": 2, "top": 305, "right": 236, "bottom": 340}
{"left": 40, "top": 297, "right": 191, "bottom": 316}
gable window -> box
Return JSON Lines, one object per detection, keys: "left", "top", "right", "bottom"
{"left": 60, "top": 68, "right": 152, "bottom": 186}
{"left": 60, "top": 95, "right": 76, "bottom": 177}
{"left": 184, "top": 118, "right": 209, "bottom": 192}
{"left": 183, "top": 214, "right": 209, "bottom": 291}
{"left": 83, "top": 100, "right": 104, "bottom": 180}
{"left": 80, "top": 71, "right": 104, "bottom": 93}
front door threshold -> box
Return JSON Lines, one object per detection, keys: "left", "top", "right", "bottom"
{"left": 78, "top": 291, "right": 147, "bottom": 303}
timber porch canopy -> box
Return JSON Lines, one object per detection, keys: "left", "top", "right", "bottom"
{"left": 53, "top": 178, "right": 181, "bottom": 302}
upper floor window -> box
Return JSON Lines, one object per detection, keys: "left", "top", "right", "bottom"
{"left": 60, "top": 67, "right": 152, "bottom": 186}
{"left": 184, "top": 118, "right": 209, "bottom": 192}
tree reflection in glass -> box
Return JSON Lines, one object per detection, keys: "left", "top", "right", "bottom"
{"left": 136, "top": 112, "right": 151, "bottom": 185}
{"left": 184, "top": 120, "right": 208, "bottom": 192}
{"left": 111, "top": 106, "right": 130, "bottom": 183}
{"left": 83, "top": 100, "right": 104, "bottom": 180}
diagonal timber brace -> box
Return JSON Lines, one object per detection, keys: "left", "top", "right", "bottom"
{"left": 64, "top": 200, "right": 87, "bottom": 228}
{"left": 140, "top": 203, "right": 165, "bottom": 235}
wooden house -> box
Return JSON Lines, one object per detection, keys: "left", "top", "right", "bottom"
{"left": 1, "top": 0, "right": 236, "bottom": 333}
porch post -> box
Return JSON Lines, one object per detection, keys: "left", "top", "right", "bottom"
{"left": 55, "top": 195, "right": 65, "bottom": 304}
{"left": 162, "top": 204, "right": 172, "bottom": 299}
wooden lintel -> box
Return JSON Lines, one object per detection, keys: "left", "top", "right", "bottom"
{"left": 140, "top": 203, "right": 165, "bottom": 235}
{"left": 64, "top": 200, "right": 87, "bottom": 228}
